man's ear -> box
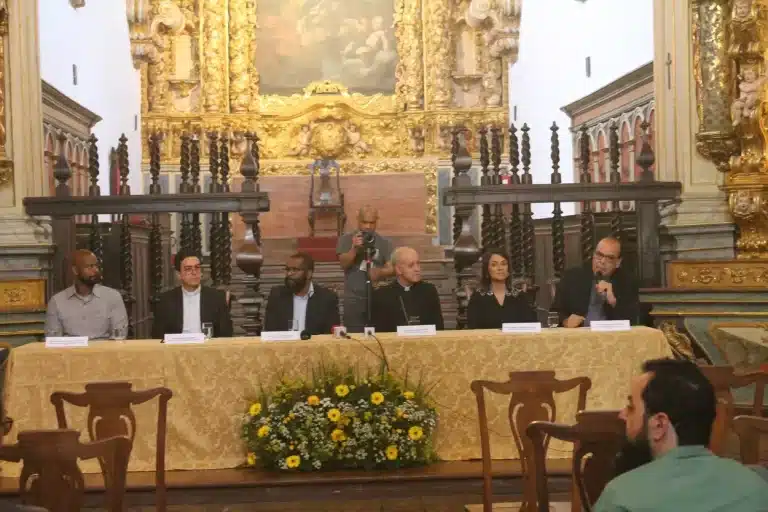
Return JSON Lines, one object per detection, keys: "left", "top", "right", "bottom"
{"left": 647, "top": 412, "right": 671, "bottom": 442}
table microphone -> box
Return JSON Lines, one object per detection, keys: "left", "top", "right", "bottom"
{"left": 300, "top": 330, "right": 311, "bottom": 340}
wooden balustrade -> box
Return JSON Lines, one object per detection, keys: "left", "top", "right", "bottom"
{"left": 24, "top": 132, "right": 270, "bottom": 339}
{"left": 444, "top": 121, "right": 680, "bottom": 328}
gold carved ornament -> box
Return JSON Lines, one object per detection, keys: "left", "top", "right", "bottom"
{"left": 667, "top": 259, "right": 768, "bottom": 288}
{"left": 0, "top": 2, "right": 10, "bottom": 188}
{"left": 0, "top": 280, "right": 46, "bottom": 313}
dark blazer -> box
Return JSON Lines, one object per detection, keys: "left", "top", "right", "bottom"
{"left": 467, "top": 290, "right": 538, "bottom": 329}
{"left": 551, "top": 265, "right": 639, "bottom": 326}
{"left": 263, "top": 283, "right": 340, "bottom": 335}
{"left": 151, "top": 286, "right": 233, "bottom": 339}
{"left": 372, "top": 280, "right": 444, "bottom": 332}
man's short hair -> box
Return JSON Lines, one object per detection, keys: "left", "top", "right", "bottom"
{"left": 357, "top": 204, "right": 379, "bottom": 221}
{"left": 174, "top": 248, "right": 202, "bottom": 272}
{"left": 70, "top": 249, "right": 95, "bottom": 267}
{"left": 640, "top": 358, "right": 716, "bottom": 447}
{"left": 598, "top": 236, "right": 622, "bottom": 257}
{"left": 289, "top": 252, "right": 315, "bottom": 272}
{"left": 391, "top": 246, "right": 415, "bottom": 267}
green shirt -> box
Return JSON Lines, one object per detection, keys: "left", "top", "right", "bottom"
{"left": 594, "top": 445, "right": 768, "bottom": 512}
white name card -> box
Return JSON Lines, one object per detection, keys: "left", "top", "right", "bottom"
{"left": 163, "top": 333, "right": 206, "bottom": 344}
{"left": 397, "top": 325, "right": 437, "bottom": 337}
{"left": 590, "top": 320, "right": 631, "bottom": 332}
{"left": 502, "top": 323, "right": 542, "bottom": 334}
{"left": 261, "top": 331, "right": 302, "bottom": 342}
{"left": 45, "top": 336, "right": 89, "bottom": 348}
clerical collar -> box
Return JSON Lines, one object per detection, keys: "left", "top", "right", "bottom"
{"left": 397, "top": 279, "right": 415, "bottom": 292}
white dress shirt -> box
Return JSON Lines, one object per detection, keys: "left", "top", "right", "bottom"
{"left": 292, "top": 282, "right": 314, "bottom": 332}
{"left": 182, "top": 286, "right": 202, "bottom": 333}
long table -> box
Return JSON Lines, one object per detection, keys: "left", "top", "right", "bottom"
{"left": 1, "top": 327, "right": 670, "bottom": 475}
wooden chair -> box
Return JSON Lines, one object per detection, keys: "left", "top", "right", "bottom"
{"left": 471, "top": 371, "right": 592, "bottom": 512}
{"left": 699, "top": 366, "right": 767, "bottom": 455}
{"left": 0, "top": 429, "right": 131, "bottom": 512}
{"left": 50, "top": 382, "right": 173, "bottom": 512}
{"left": 526, "top": 410, "right": 625, "bottom": 512}
{"left": 733, "top": 415, "right": 768, "bottom": 465}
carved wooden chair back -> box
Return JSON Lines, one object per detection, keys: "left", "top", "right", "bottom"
{"left": 526, "top": 410, "right": 625, "bottom": 512}
{"left": 0, "top": 429, "right": 131, "bottom": 512}
{"left": 733, "top": 415, "right": 768, "bottom": 465}
{"left": 699, "top": 365, "right": 767, "bottom": 455}
{"left": 50, "top": 381, "right": 173, "bottom": 511}
{"left": 470, "top": 371, "right": 592, "bottom": 512}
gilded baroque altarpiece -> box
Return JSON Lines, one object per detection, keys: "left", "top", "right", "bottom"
{"left": 126, "top": 0, "right": 520, "bottom": 232}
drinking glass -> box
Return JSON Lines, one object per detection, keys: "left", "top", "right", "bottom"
{"left": 546, "top": 312, "right": 560, "bottom": 329}
{"left": 407, "top": 316, "right": 421, "bottom": 326}
{"left": 201, "top": 322, "right": 214, "bottom": 340}
{"left": 111, "top": 326, "right": 127, "bottom": 341}
{"left": 290, "top": 319, "right": 300, "bottom": 331}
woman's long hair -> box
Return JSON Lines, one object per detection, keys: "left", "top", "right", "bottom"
{"left": 479, "top": 249, "right": 513, "bottom": 292}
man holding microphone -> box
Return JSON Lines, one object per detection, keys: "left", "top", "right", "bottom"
{"left": 551, "top": 236, "right": 639, "bottom": 328}
{"left": 336, "top": 205, "right": 394, "bottom": 332}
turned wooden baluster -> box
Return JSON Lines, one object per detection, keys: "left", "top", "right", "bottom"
{"left": 208, "top": 132, "right": 221, "bottom": 285}
{"left": 178, "top": 133, "right": 193, "bottom": 253}
{"left": 451, "top": 129, "right": 481, "bottom": 329}
{"left": 236, "top": 132, "right": 264, "bottom": 336}
{"left": 52, "top": 133, "right": 75, "bottom": 291}
{"left": 520, "top": 124, "right": 535, "bottom": 283}
{"left": 117, "top": 134, "right": 135, "bottom": 338}
{"left": 87, "top": 134, "right": 104, "bottom": 263}
{"left": 579, "top": 125, "right": 596, "bottom": 264}
{"left": 490, "top": 127, "right": 506, "bottom": 251}
{"left": 609, "top": 122, "right": 624, "bottom": 244}
{"left": 219, "top": 134, "right": 232, "bottom": 285}
{"left": 508, "top": 124, "right": 523, "bottom": 278}
{"left": 635, "top": 121, "right": 661, "bottom": 286}
{"left": 148, "top": 133, "right": 164, "bottom": 315}
{"left": 550, "top": 123, "right": 565, "bottom": 284}
{"left": 189, "top": 135, "right": 203, "bottom": 255}
{"left": 479, "top": 127, "right": 492, "bottom": 251}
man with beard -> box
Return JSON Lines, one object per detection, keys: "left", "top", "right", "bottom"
{"left": 263, "top": 252, "right": 340, "bottom": 335}
{"left": 45, "top": 249, "right": 128, "bottom": 339}
{"left": 551, "top": 236, "right": 639, "bottom": 327}
{"left": 151, "top": 249, "right": 233, "bottom": 338}
{"left": 594, "top": 358, "right": 768, "bottom": 511}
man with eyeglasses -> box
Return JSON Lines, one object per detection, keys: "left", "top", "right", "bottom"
{"left": 551, "top": 236, "right": 639, "bottom": 328}
{"left": 264, "top": 252, "right": 340, "bottom": 334}
{"left": 151, "top": 248, "right": 233, "bottom": 338}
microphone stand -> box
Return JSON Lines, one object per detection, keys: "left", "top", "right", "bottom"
{"left": 364, "top": 245, "right": 374, "bottom": 329}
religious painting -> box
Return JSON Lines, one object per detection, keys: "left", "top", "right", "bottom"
{"left": 256, "top": 0, "right": 397, "bottom": 95}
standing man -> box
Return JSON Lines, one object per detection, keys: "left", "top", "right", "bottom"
{"left": 151, "top": 248, "right": 233, "bottom": 339}
{"left": 372, "top": 247, "right": 444, "bottom": 332}
{"left": 551, "top": 236, "right": 639, "bottom": 327}
{"left": 45, "top": 249, "right": 128, "bottom": 339}
{"left": 263, "top": 252, "right": 340, "bottom": 334}
{"left": 336, "top": 205, "right": 394, "bottom": 332}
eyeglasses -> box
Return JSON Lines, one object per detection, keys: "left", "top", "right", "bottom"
{"left": 285, "top": 266, "right": 305, "bottom": 274}
{"left": 182, "top": 265, "right": 202, "bottom": 273}
{"left": 594, "top": 250, "right": 619, "bottom": 262}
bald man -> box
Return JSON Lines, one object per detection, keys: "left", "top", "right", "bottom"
{"left": 336, "top": 205, "right": 394, "bottom": 331}
{"left": 45, "top": 250, "right": 128, "bottom": 339}
{"left": 551, "top": 237, "right": 639, "bottom": 327}
{"left": 371, "top": 247, "right": 444, "bottom": 332}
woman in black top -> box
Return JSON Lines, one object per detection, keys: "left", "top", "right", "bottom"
{"left": 467, "top": 249, "right": 537, "bottom": 329}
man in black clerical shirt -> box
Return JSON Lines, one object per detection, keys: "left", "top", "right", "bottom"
{"left": 372, "top": 247, "right": 444, "bottom": 332}
{"left": 551, "top": 236, "right": 639, "bottom": 327}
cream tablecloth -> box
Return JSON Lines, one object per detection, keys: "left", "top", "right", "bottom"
{"left": 1, "top": 327, "right": 670, "bottom": 475}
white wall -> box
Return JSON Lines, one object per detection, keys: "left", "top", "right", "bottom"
{"left": 38, "top": 0, "right": 142, "bottom": 194}
{"left": 509, "top": 0, "right": 654, "bottom": 217}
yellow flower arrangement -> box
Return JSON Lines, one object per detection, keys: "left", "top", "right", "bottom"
{"left": 307, "top": 395, "right": 320, "bottom": 406}
{"left": 335, "top": 384, "right": 350, "bottom": 397}
{"left": 370, "top": 391, "right": 385, "bottom": 405}
{"left": 257, "top": 425, "right": 271, "bottom": 438}
{"left": 408, "top": 426, "right": 423, "bottom": 441}
{"left": 247, "top": 452, "right": 257, "bottom": 466}
{"left": 286, "top": 455, "right": 301, "bottom": 469}
{"left": 386, "top": 445, "right": 399, "bottom": 460}
{"left": 403, "top": 391, "right": 415, "bottom": 400}
{"left": 249, "top": 402, "right": 262, "bottom": 416}
{"left": 331, "top": 429, "right": 347, "bottom": 442}
{"left": 327, "top": 408, "right": 341, "bottom": 422}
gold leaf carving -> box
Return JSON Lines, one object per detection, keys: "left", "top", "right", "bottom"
{"left": 0, "top": 280, "right": 46, "bottom": 313}
{"left": 228, "top": 0, "right": 253, "bottom": 112}
{"left": 202, "top": 0, "right": 226, "bottom": 112}
{"left": 667, "top": 260, "right": 768, "bottom": 288}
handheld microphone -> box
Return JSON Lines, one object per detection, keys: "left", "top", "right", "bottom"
{"left": 300, "top": 330, "right": 311, "bottom": 340}
{"left": 595, "top": 271, "right": 608, "bottom": 299}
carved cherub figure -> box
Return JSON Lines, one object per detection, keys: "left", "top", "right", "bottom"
{"left": 290, "top": 124, "right": 313, "bottom": 157}
{"left": 733, "top": 0, "right": 753, "bottom": 20}
{"left": 345, "top": 122, "right": 370, "bottom": 155}
{"left": 409, "top": 127, "right": 425, "bottom": 155}
{"left": 731, "top": 66, "right": 765, "bottom": 126}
